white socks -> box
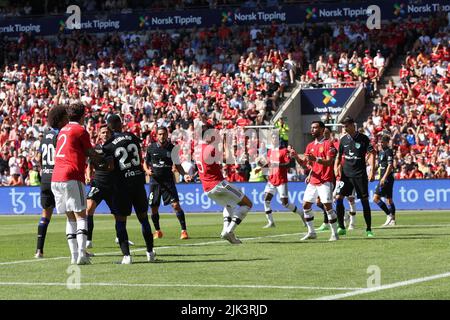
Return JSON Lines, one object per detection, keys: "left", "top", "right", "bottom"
{"left": 326, "top": 209, "right": 338, "bottom": 236}
{"left": 303, "top": 208, "right": 315, "bottom": 234}
{"left": 76, "top": 218, "right": 88, "bottom": 257}
{"left": 227, "top": 205, "right": 251, "bottom": 233}
{"left": 222, "top": 206, "right": 232, "bottom": 233}
{"left": 66, "top": 219, "right": 78, "bottom": 260}
{"left": 349, "top": 201, "right": 356, "bottom": 213}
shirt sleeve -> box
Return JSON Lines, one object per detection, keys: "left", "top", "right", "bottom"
{"left": 145, "top": 145, "right": 152, "bottom": 165}
{"left": 79, "top": 129, "right": 93, "bottom": 151}
{"left": 365, "top": 136, "right": 374, "bottom": 153}
{"left": 327, "top": 142, "right": 337, "bottom": 158}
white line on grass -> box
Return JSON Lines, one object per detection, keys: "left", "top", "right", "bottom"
{"left": 0, "top": 232, "right": 306, "bottom": 266}
{"left": 0, "top": 281, "right": 363, "bottom": 291}
{"left": 315, "top": 271, "right": 450, "bottom": 300}
{"left": 1, "top": 222, "right": 449, "bottom": 266}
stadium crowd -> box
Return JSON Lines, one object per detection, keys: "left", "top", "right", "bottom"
{"left": 362, "top": 22, "right": 450, "bottom": 180}
{"left": 0, "top": 9, "right": 448, "bottom": 185}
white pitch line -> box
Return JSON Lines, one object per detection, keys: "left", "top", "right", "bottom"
{"left": 315, "top": 271, "right": 450, "bottom": 300}
{"left": 0, "top": 281, "right": 363, "bottom": 291}
{"left": 1, "top": 222, "right": 450, "bottom": 266}
{"left": 0, "top": 231, "right": 306, "bottom": 266}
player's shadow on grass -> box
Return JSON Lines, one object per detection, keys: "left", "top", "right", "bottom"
{"left": 103, "top": 257, "right": 269, "bottom": 265}
{"left": 129, "top": 257, "right": 270, "bottom": 264}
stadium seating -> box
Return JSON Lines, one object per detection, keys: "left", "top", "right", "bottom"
{"left": 0, "top": 4, "right": 448, "bottom": 184}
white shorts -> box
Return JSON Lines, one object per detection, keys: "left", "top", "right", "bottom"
{"left": 264, "top": 182, "right": 288, "bottom": 198}
{"left": 51, "top": 180, "right": 87, "bottom": 214}
{"left": 206, "top": 180, "right": 245, "bottom": 207}
{"left": 333, "top": 181, "right": 356, "bottom": 198}
{"left": 303, "top": 182, "right": 333, "bottom": 204}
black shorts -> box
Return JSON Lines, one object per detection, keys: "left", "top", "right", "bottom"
{"left": 87, "top": 182, "right": 114, "bottom": 212}
{"left": 149, "top": 181, "right": 179, "bottom": 207}
{"left": 40, "top": 182, "right": 55, "bottom": 209}
{"left": 112, "top": 184, "right": 149, "bottom": 216}
{"left": 375, "top": 177, "right": 394, "bottom": 198}
{"left": 335, "top": 175, "right": 369, "bottom": 199}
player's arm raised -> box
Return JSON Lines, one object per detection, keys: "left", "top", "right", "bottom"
{"left": 288, "top": 146, "right": 307, "bottom": 169}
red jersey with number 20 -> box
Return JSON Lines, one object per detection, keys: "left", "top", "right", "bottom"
{"left": 305, "top": 138, "right": 336, "bottom": 185}
{"left": 51, "top": 122, "right": 92, "bottom": 183}
{"left": 195, "top": 142, "right": 224, "bottom": 192}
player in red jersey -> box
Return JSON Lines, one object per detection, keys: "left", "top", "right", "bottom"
{"left": 316, "top": 127, "right": 357, "bottom": 232}
{"left": 194, "top": 126, "right": 253, "bottom": 244}
{"left": 51, "top": 103, "right": 102, "bottom": 265}
{"left": 259, "top": 133, "right": 305, "bottom": 228}
{"left": 291, "top": 121, "right": 339, "bottom": 241}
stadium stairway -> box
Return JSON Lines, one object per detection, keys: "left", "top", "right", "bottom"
{"left": 356, "top": 56, "right": 405, "bottom": 125}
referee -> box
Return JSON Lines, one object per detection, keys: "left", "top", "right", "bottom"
{"left": 334, "top": 116, "right": 376, "bottom": 237}
{"left": 143, "top": 127, "right": 192, "bottom": 240}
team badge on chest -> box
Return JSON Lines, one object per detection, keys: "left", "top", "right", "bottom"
{"left": 355, "top": 143, "right": 361, "bottom": 149}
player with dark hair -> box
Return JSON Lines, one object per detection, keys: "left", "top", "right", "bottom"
{"left": 34, "top": 105, "right": 68, "bottom": 258}
{"left": 143, "top": 126, "right": 192, "bottom": 240}
{"left": 51, "top": 103, "right": 103, "bottom": 265}
{"left": 291, "top": 121, "right": 339, "bottom": 241}
{"left": 259, "top": 131, "right": 304, "bottom": 228}
{"left": 374, "top": 135, "right": 396, "bottom": 226}
{"left": 334, "top": 116, "right": 376, "bottom": 238}
{"left": 85, "top": 124, "right": 135, "bottom": 248}
{"left": 103, "top": 114, "right": 155, "bottom": 264}
{"left": 317, "top": 127, "right": 357, "bottom": 232}
{"left": 194, "top": 125, "right": 253, "bottom": 244}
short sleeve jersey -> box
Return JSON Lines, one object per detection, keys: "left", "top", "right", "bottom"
{"left": 103, "top": 132, "right": 146, "bottom": 186}
{"left": 51, "top": 122, "right": 92, "bottom": 183}
{"left": 378, "top": 147, "right": 394, "bottom": 178}
{"left": 195, "top": 142, "right": 224, "bottom": 192}
{"left": 267, "top": 148, "right": 290, "bottom": 186}
{"left": 40, "top": 128, "right": 58, "bottom": 184}
{"left": 305, "top": 138, "right": 336, "bottom": 184}
{"left": 145, "top": 142, "right": 175, "bottom": 184}
{"left": 91, "top": 143, "right": 113, "bottom": 187}
{"left": 338, "top": 132, "right": 373, "bottom": 178}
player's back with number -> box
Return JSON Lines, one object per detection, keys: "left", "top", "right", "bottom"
{"left": 104, "top": 132, "right": 145, "bottom": 186}
{"left": 40, "top": 129, "right": 58, "bottom": 184}
{"left": 52, "top": 122, "right": 92, "bottom": 183}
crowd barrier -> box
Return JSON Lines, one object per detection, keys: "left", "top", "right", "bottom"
{"left": 1, "top": 179, "right": 449, "bottom": 215}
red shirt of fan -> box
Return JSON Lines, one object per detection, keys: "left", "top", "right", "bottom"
{"left": 52, "top": 122, "right": 92, "bottom": 183}
{"left": 305, "top": 138, "right": 336, "bottom": 185}
{"left": 268, "top": 148, "right": 290, "bottom": 186}
{"left": 195, "top": 142, "right": 224, "bottom": 192}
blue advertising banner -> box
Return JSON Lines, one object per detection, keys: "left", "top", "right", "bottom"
{"left": 1, "top": 180, "right": 449, "bottom": 215}
{"left": 1, "top": 1, "right": 449, "bottom": 37}
{"left": 300, "top": 87, "right": 356, "bottom": 114}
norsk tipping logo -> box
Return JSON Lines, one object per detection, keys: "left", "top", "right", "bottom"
{"left": 322, "top": 90, "right": 337, "bottom": 105}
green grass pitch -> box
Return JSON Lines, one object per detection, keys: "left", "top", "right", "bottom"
{"left": 0, "top": 210, "right": 450, "bottom": 300}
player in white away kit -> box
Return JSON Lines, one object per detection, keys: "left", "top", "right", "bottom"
{"left": 194, "top": 127, "right": 253, "bottom": 244}
{"left": 291, "top": 121, "right": 339, "bottom": 241}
